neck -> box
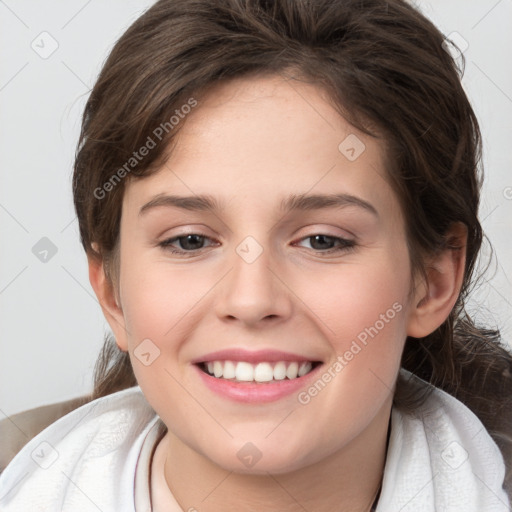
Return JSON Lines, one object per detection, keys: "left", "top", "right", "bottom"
{"left": 155, "top": 400, "right": 391, "bottom": 512}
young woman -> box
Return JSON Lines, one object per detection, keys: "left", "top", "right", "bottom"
{"left": 1, "top": 0, "right": 510, "bottom": 510}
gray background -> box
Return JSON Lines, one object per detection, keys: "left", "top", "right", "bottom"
{"left": 1, "top": 0, "right": 511, "bottom": 417}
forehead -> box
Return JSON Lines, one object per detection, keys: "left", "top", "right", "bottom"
{"left": 123, "top": 74, "right": 403, "bottom": 227}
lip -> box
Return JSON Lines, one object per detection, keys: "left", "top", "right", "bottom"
{"left": 192, "top": 360, "right": 324, "bottom": 403}
{"left": 191, "top": 348, "right": 320, "bottom": 365}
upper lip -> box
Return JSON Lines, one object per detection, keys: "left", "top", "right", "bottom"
{"left": 191, "top": 348, "right": 322, "bottom": 365}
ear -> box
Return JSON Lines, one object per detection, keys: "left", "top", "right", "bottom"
{"left": 88, "top": 244, "right": 129, "bottom": 352}
{"left": 406, "top": 222, "right": 467, "bottom": 338}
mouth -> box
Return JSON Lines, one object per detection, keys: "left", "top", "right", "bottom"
{"left": 196, "top": 360, "right": 322, "bottom": 383}
{"left": 191, "top": 348, "right": 324, "bottom": 402}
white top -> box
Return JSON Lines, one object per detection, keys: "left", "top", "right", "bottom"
{"left": 0, "top": 368, "right": 509, "bottom": 511}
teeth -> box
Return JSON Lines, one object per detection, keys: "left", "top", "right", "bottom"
{"left": 273, "top": 361, "right": 287, "bottom": 380}
{"left": 202, "top": 360, "right": 315, "bottom": 382}
{"left": 223, "top": 360, "right": 236, "bottom": 379}
{"left": 298, "top": 362, "right": 312, "bottom": 377}
{"left": 254, "top": 362, "right": 273, "bottom": 382}
{"left": 286, "top": 362, "right": 299, "bottom": 379}
{"left": 235, "top": 362, "right": 254, "bottom": 382}
{"left": 213, "top": 361, "right": 223, "bottom": 378}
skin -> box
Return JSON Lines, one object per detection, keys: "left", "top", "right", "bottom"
{"left": 89, "top": 74, "right": 467, "bottom": 512}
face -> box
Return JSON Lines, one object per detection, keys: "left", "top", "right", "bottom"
{"left": 107, "top": 74, "right": 418, "bottom": 474}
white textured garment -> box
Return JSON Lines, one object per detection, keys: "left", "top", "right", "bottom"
{"left": 0, "top": 368, "right": 509, "bottom": 511}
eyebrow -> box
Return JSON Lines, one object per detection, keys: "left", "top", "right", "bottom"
{"left": 139, "top": 192, "right": 379, "bottom": 218}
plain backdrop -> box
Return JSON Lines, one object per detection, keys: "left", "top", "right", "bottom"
{"left": 1, "top": 0, "right": 511, "bottom": 417}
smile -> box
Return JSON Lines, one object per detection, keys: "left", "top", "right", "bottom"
{"left": 199, "top": 360, "right": 320, "bottom": 382}
{"left": 191, "top": 348, "right": 324, "bottom": 402}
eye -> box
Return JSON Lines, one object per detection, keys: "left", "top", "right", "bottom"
{"left": 158, "top": 233, "right": 217, "bottom": 255}
{"left": 158, "top": 232, "right": 356, "bottom": 257}
{"left": 293, "top": 234, "right": 356, "bottom": 255}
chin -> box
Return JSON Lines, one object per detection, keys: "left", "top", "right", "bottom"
{"left": 204, "top": 441, "right": 315, "bottom": 476}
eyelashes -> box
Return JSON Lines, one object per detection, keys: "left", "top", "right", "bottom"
{"left": 157, "top": 232, "right": 357, "bottom": 257}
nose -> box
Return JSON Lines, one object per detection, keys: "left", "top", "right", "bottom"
{"left": 214, "top": 238, "right": 293, "bottom": 327}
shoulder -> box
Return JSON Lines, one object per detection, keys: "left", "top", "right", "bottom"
{"left": 377, "top": 368, "right": 510, "bottom": 511}
{"left": 0, "top": 386, "right": 159, "bottom": 512}
{"left": 0, "top": 394, "right": 91, "bottom": 473}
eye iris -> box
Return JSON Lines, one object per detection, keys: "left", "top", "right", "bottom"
{"left": 310, "top": 235, "right": 334, "bottom": 250}
{"left": 180, "top": 234, "right": 204, "bottom": 250}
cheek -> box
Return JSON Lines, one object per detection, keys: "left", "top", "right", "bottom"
{"left": 119, "top": 261, "right": 197, "bottom": 420}
{"left": 304, "top": 251, "right": 410, "bottom": 349}
{"left": 119, "top": 258, "right": 216, "bottom": 394}
{"left": 294, "top": 246, "right": 411, "bottom": 415}
{"left": 120, "top": 255, "right": 199, "bottom": 340}
{"left": 282, "top": 255, "right": 410, "bottom": 446}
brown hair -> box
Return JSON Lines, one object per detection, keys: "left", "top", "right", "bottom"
{"left": 73, "top": 0, "right": 512, "bottom": 493}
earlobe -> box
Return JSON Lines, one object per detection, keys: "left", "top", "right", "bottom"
{"left": 87, "top": 247, "right": 129, "bottom": 352}
{"left": 406, "top": 222, "right": 467, "bottom": 338}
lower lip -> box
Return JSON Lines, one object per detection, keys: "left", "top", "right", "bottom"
{"left": 193, "top": 363, "right": 323, "bottom": 403}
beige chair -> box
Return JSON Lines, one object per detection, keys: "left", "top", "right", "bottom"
{"left": 0, "top": 396, "right": 91, "bottom": 473}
